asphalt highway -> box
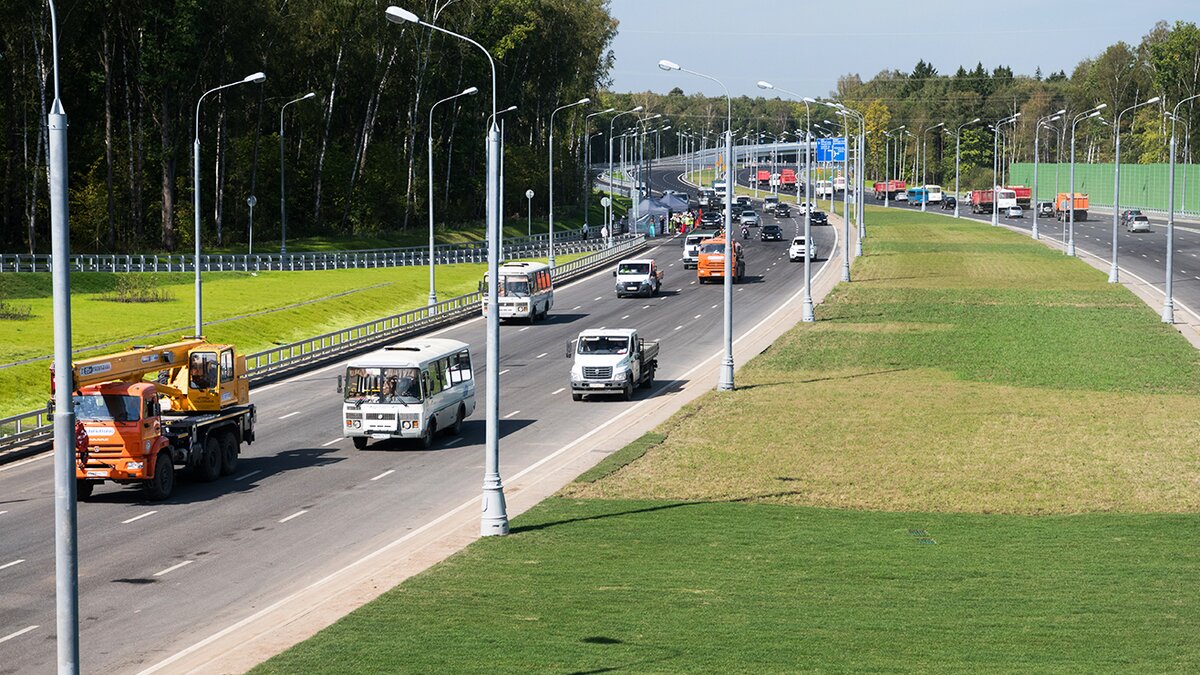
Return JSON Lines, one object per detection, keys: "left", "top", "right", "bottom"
{"left": 0, "top": 163, "right": 836, "bottom": 673}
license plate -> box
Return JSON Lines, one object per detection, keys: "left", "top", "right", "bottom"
{"left": 626, "top": 285, "right": 639, "bottom": 290}
{"left": 589, "top": 383, "right": 605, "bottom": 388}
{"left": 86, "top": 469, "right": 109, "bottom": 477}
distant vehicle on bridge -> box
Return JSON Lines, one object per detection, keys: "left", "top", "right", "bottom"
{"left": 780, "top": 169, "right": 797, "bottom": 191}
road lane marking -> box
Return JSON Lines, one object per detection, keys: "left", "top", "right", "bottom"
{"left": 593, "top": 296, "right": 602, "bottom": 301}
{"left": 122, "top": 511, "right": 158, "bottom": 524}
{"left": 0, "top": 559, "right": 25, "bottom": 571}
{"left": 642, "top": 305, "right": 650, "bottom": 309}
{"left": 153, "top": 560, "right": 194, "bottom": 577}
{"left": 443, "top": 437, "right": 465, "bottom": 446}
{"left": 278, "top": 411, "right": 301, "bottom": 420}
{"left": 519, "top": 327, "right": 530, "bottom": 332}
{"left": 370, "top": 470, "right": 395, "bottom": 482}
{"left": 0, "top": 511, "right": 7, "bottom": 516}
{"left": 694, "top": 314, "right": 702, "bottom": 319}
{"left": 321, "top": 438, "right": 342, "bottom": 447}
{"left": 278, "top": 510, "right": 308, "bottom": 524}
{"left": 571, "top": 305, "right": 582, "bottom": 310}
{"left": 552, "top": 388, "right": 565, "bottom": 395}
{"left": 621, "top": 315, "right": 630, "bottom": 320}
{"left": 234, "top": 470, "right": 263, "bottom": 482}
{"left": 0, "top": 626, "right": 37, "bottom": 644}
{"left": 674, "top": 325, "right": 683, "bottom": 330}
{"left": 499, "top": 369, "right": 510, "bottom": 375}
{"left": 536, "top": 353, "right": 547, "bottom": 359}
{"left": 712, "top": 303, "right": 719, "bottom": 309}
{"left": 504, "top": 410, "right": 520, "bottom": 419}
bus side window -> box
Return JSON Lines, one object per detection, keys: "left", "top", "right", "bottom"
{"left": 449, "top": 350, "right": 473, "bottom": 384}
{"left": 425, "top": 367, "right": 443, "bottom": 397}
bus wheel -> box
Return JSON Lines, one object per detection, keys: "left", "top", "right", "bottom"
{"left": 352, "top": 436, "right": 368, "bottom": 450}
{"left": 418, "top": 419, "right": 437, "bottom": 449}
{"left": 449, "top": 406, "right": 465, "bottom": 436}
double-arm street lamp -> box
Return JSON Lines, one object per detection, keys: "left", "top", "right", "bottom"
{"left": 1032, "top": 110, "right": 1066, "bottom": 238}
{"left": 758, "top": 81, "right": 816, "bottom": 322}
{"left": 279, "top": 92, "right": 316, "bottom": 255}
{"left": 547, "top": 97, "right": 591, "bottom": 268}
{"left": 952, "top": 118, "right": 980, "bottom": 218}
{"left": 883, "top": 125, "right": 906, "bottom": 208}
{"left": 582, "top": 107, "right": 615, "bottom": 236}
{"left": 194, "top": 71, "right": 266, "bottom": 336}
{"left": 990, "top": 113, "right": 1020, "bottom": 227}
{"left": 919, "top": 122, "right": 944, "bottom": 212}
{"left": 1163, "top": 93, "right": 1200, "bottom": 323}
{"left": 427, "top": 86, "right": 479, "bottom": 305}
{"left": 386, "top": 5, "right": 509, "bottom": 536}
{"left": 1109, "top": 96, "right": 1160, "bottom": 283}
{"left": 608, "top": 106, "right": 643, "bottom": 237}
{"left": 1067, "top": 104, "right": 1107, "bottom": 256}
{"left": 660, "top": 59, "right": 736, "bottom": 391}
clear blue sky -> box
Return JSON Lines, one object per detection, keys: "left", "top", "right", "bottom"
{"left": 607, "top": 0, "right": 1196, "bottom": 98}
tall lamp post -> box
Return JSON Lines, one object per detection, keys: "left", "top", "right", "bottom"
{"left": 990, "top": 113, "right": 1020, "bottom": 228}
{"left": 45, "top": 0, "right": 80, "bottom": 670}
{"left": 952, "top": 118, "right": 980, "bottom": 218}
{"left": 387, "top": 5, "right": 509, "bottom": 536}
{"left": 883, "top": 124, "right": 906, "bottom": 208}
{"left": 757, "top": 81, "right": 816, "bottom": 322}
{"left": 194, "top": 71, "right": 266, "bottom": 336}
{"left": 582, "top": 107, "right": 615, "bottom": 238}
{"left": 1109, "top": 96, "right": 1160, "bottom": 283}
{"left": 1163, "top": 93, "right": 1200, "bottom": 323}
{"left": 1031, "top": 110, "right": 1065, "bottom": 238}
{"left": 919, "top": 122, "right": 944, "bottom": 212}
{"left": 547, "top": 97, "right": 590, "bottom": 268}
{"left": 608, "top": 106, "right": 643, "bottom": 237}
{"left": 660, "top": 58, "right": 736, "bottom": 391}
{"left": 1067, "top": 104, "right": 1106, "bottom": 256}
{"left": 279, "top": 92, "right": 316, "bottom": 255}
{"left": 427, "top": 86, "right": 478, "bottom": 305}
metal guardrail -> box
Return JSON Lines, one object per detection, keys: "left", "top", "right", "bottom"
{"left": 0, "top": 235, "right": 649, "bottom": 457}
{"left": 0, "top": 229, "right": 599, "bottom": 274}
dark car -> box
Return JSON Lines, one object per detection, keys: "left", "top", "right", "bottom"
{"left": 941, "top": 196, "right": 957, "bottom": 210}
{"left": 810, "top": 210, "right": 828, "bottom": 226}
{"left": 760, "top": 224, "right": 784, "bottom": 241}
{"left": 730, "top": 202, "right": 745, "bottom": 218}
{"left": 1120, "top": 209, "right": 1144, "bottom": 223}
{"left": 774, "top": 203, "right": 791, "bottom": 218}
{"left": 700, "top": 211, "right": 722, "bottom": 226}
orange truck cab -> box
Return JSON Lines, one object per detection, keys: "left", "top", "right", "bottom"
{"left": 75, "top": 381, "right": 168, "bottom": 483}
{"left": 696, "top": 237, "right": 746, "bottom": 283}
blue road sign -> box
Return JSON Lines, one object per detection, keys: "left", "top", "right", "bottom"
{"left": 816, "top": 137, "right": 846, "bottom": 163}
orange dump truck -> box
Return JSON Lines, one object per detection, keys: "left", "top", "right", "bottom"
{"left": 59, "top": 338, "right": 256, "bottom": 500}
{"left": 696, "top": 237, "right": 746, "bottom": 283}
{"left": 1055, "top": 193, "right": 1089, "bottom": 221}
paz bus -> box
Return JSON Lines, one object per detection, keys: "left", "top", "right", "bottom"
{"left": 482, "top": 261, "right": 554, "bottom": 322}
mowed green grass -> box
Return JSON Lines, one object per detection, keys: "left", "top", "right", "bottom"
{"left": 256, "top": 205, "right": 1200, "bottom": 671}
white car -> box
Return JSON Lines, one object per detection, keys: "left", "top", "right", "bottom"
{"left": 763, "top": 196, "right": 779, "bottom": 212}
{"left": 895, "top": 191, "right": 908, "bottom": 202}
{"left": 1005, "top": 205, "right": 1024, "bottom": 218}
{"left": 1127, "top": 215, "right": 1152, "bottom": 233}
{"left": 788, "top": 237, "right": 814, "bottom": 262}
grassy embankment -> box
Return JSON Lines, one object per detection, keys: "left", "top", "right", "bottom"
{"left": 256, "top": 205, "right": 1198, "bottom": 671}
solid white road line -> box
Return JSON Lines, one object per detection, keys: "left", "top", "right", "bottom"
{"left": 0, "top": 452, "right": 50, "bottom": 474}
{"left": 594, "top": 296, "right": 602, "bottom": 301}
{"left": 551, "top": 387, "right": 565, "bottom": 395}
{"left": 0, "top": 510, "right": 7, "bottom": 516}
{"left": 621, "top": 315, "right": 630, "bottom": 320}
{"left": 674, "top": 325, "right": 683, "bottom": 331}
{"left": 0, "top": 559, "right": 25, "bottom": 571}
{"left": 278, "top": 510, "right": 308, "bottom": 524}
{"left": 571, "top": 305, "right": 582, "bottom": 310}
{"left": 0, "top": 626, "right": 37, "bottom": 644}
{"left": 234, "top": 470, "right": 263, "bottom": 482}
{"left": 278, "top": 411, "right": 301, "bottom": 420}
{"left": 370, "top": 470, "right": 395, "bottom": 482}
{"left": 153, "top": 560, "right": 194, "bottom": 577}
{"left": 503, "top": 410, "right": 520, "bottom": 419}
{"left": 122, "top": 511, "right": 157, "bottom": 524}
{"left": 321, "top": 438, "right": 342, "bottom": 447}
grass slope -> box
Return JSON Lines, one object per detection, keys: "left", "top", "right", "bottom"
{"left": 257, "top": 205, "right": 1200, "bottom": 672}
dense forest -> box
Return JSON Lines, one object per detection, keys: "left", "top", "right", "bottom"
{"left": 1, "top": 0, "right": 616, "bottom": 254}
{"left": 3, "top": 5, "right": 1198, "bottom": 255}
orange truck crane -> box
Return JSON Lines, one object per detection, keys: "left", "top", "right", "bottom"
{"left": 55, "top": 338, "right": 256, "bottom": 500}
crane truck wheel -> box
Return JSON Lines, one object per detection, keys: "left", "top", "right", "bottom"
{"left": 218, "top": 431, "right": 239, "bottom": 476}
{"left": 76, "top": 480, "right": 95, "bottom": 500}
{"left": 144, "top": 451, "right": 174, "bottom": 501}
{"left": 196, "top": 436, "right": 221, "bottom": 482}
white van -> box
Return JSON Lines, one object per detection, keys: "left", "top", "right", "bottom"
{"left": 925, "top": 184, "right": 944, "bottom": 203}
{"left": 482, "top": 261, "right": 554, "bottom": 322}
{"left": 340, "top": 338, "right": 475, "bottom": 449}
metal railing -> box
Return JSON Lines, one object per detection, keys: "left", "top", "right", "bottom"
{"left": 0, "top": 228, "right": 601, "bottom": 274}
{"left": 0, "top": 235, "right": 649, "bottom": 457}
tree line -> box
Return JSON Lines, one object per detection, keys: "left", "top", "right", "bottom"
{"left": 1, "top": 0, "right": 616, "bottom": 254}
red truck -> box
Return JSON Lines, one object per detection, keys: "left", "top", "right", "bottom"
{"left": 780, "top": 169, "right": 797, "bottom": 191}
{"left": 755, "top": 169, "right": 771, "bottom": 185}
{"left": 1005, "top": 185, "right": 1033, "bottom": 208}
{"left": 873, "top": 180, "right": 906, "bottom": 200}
{"left": 970, "top": 188, "right": 1017, "bottom": 214}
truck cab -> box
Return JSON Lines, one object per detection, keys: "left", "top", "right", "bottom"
{"left": 613, "top": 258, "right": 664, "bottom": 298}
{"left": 697, "top": 237, "right": 746, "bottom": 283}
{"left": 569, "top": 328, "right": 659, "bottom": 401}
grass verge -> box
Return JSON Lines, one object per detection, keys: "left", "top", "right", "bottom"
{"left": 256, "top": 204, "right": 1200, "bottom": 671}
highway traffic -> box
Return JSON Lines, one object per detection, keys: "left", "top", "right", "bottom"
{"left": 0, "top": 164, "right": 837, "bottom": 673}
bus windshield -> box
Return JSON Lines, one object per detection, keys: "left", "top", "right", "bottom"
{"left": 344, "top": 367, "right": 422, "bottom": 403}
{"left": 501, "top": 276, "right": 530, "bottom": 297}
{"left": 578, "top": 336, "right": 630, "bottom": 355}
{"left": 74, "top": 394, "right": 140, "bottom": 422}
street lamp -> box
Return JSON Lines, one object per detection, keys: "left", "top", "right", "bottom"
{"left": 660, "top": 58, "right": 736, "bottom": 391}
{"left": 952, "top": 118, "right": 980, "bottom": 218}
{"left": 194, "top": 70, "right": 266, "bottom": 336}
{"left": 525, "top": 188, "right": 535, "bottom": 235}
{"left": 582, "top": 107, "right": 615, "bottom": 238}
{"left": 1163, "top": 93, "right": 1200, "bottom": 323}
{"left": 758, "top": 81, "right": 816, "bottom": 322}
{"left": 279, "top": 92, "right": 316, "bottom": 255}
{"left": 387, "top": 4, "right": 509, "bottom": 536}
{"left": 883, "top": 124, "right": 906, "bottom": 208}
{"left": 1032, "top": 110, "right": 1065, "bottom": 238}
{"left": 919, "top": 122, "right": 944, "bottom": 212}
{"left": 608, "top": 106, "right": 643, "bottom": 239}
{"left": 427, "top": 86, "right": 479, "bottom": 306}
{"left": 990, "top": 112, "right": 1020, "bottom": 227}
{"left": 1068, "top": 104, "right": 1106, "bottom": 255}
{"left": 547, "top": 97, "right": 590, "bottom": 268}
{"left": 632, "top": 112, "right": 663, "bottom": 226}
{"left": 1109, "top": 96, "right": 1160, "bottom": 283}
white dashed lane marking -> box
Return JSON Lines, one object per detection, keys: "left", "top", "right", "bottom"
{"left": 278, "top": 411, "right": 301, "bottom": 420}
{"left": 321, "top": 438, "right": 342, "bottom": 447}
{"left": 0, "top": 559, "right": 25, "bottom": 571}
{"left": 370, "top": 470, "right": 395, "bottom": 481}
{"left": 504, "top": 410, "right": 521, "bottom": 419}
{"left": 278, "top": 510, "right": 308, "bottom": 524}
{"left": 234, "top": 470, "right": 262, "bottom": 482}
{"left": 122, "top": 511, "right": 157, "bottom": 524}
{"left": 153, "top": 560, "right": 194, "bottom": 577}
{"left": 0, "top": 626, "right": 38, "bottom": 644}
{"left": 552, "top": 388, "right": 565, "bottom": 395}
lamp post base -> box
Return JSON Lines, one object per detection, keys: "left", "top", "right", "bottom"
{"left": 1066, "top": 243, "right": 1075, "bottom": 257}
{"left": 841, "top": 264, "right": 850, "bottom": 282}
{"left": 802, "top": 296, "right": 815, "bottom": 322}
{"left": 1162, "top": 301, "right": 1175, "bottom": 324}
{"left": 480, "top": 485, "right": 509, "bottom": 536}
{"left": 717, "top": 359, "right": 735, "bottom": 391}
{"left": 1031, "top": 226, "right": 1039, "bottom": 240}
{"left": 1107, "top": 265, "right": 1119, "bottom": 283}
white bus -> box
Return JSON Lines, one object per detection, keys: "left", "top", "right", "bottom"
{"left": 340, "top": 338, "right": 476, "bottom": 449}
{"left": 482, "top": 261, "right": 554, "bottom": 322}
{"left": 995, "top": 189, "right": 1017, "bottom": 210}
{"left": 925, "top": 184, "right": 944, "bottom": 203}
{"left": 814, "top": 180, "right": 833, "bottom": 198}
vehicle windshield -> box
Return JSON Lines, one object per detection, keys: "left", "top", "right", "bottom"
{"left": 501, "top": 276, "right": 530, "bottom": 297}
{"left": 686, "top": 236, "right": 707, "bottom": 246}
{"left": 344, "top": 366, "right": 422, "bottom": 403}
{"left": 792, "top": 238, "right": 806, "bottom": 245}
{"left": 700, "top": 243, "right": 726, "bottom": 254}
{"left": 73, "top": 394, "right": 140, "bottom": 422}
{"left": 578, "top": 336, "right": 630, "bottom": 355}
{"left": 618, "top": 263, "right": 650, "bottom": 275}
